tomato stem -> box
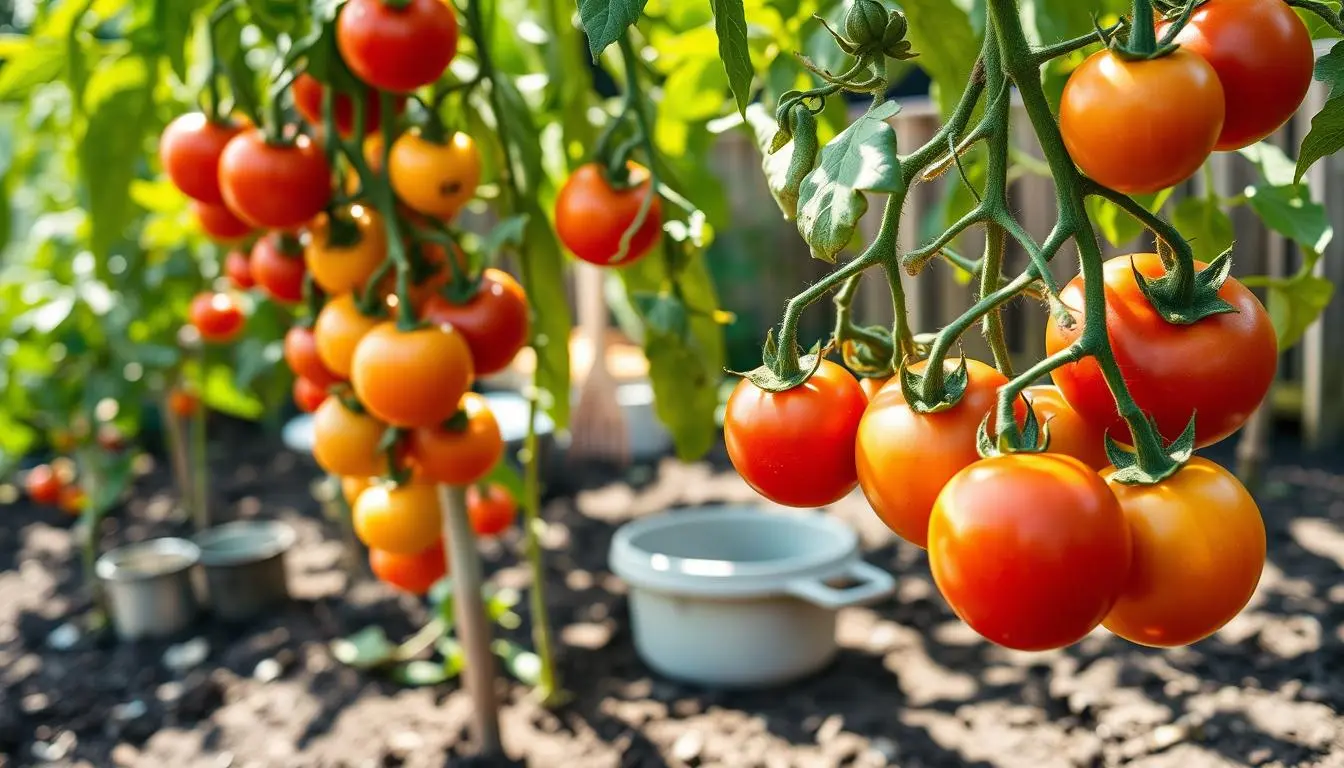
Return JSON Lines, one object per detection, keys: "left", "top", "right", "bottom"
{"left": 1129, "top": 0, "right": 1158, "bottom": 55}
{"left": 980, "top": 223, "right": 1014, "bottom": 378}
{"left": 1285, "top": 0, "right": 1344, "bottom": 36}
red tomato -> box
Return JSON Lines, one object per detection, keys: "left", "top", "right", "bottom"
{"left": 859, "top": 376, "right": 890, "bottom": 400}
{"left": 284, "top": 326, "right": 342, "bottom": 389}
{"left": 293, "top": 377, "right": 329, "bottom": 413}
{"left": 159, "top": 113, "right": 244, "bottom": 205}
{"left": 370, "top": 540, "right": 447, "bottom": 595}
{"left": 218, "top": 130, "right": 331, "bottom": 230}
{"left": 1045, "top": 253, "right": 1277, "bottom": 448}
{"left": 467, "top": 484, "right": 517, "bottom": 537}
{"left": 291, "top": 73, "right": 400, "bottom": 137}
{"left": 724, "top": 360, "right": 868, "bottom": 508}
{"left": 1160, "top": 0, "right": 1314, "bottom": 150}
{"left": 250, "top": 234, "right": 308, "bottom": 304}
{"left": 928, "top": 454, "right": 1132, "bottom": 651}
{"left": 555, "top": 163, "right": 663, "bottom": 266}
{"left": 189, "top": 292, "right": 245, "bottom": 343}
{"left": 419, "top": 269, "right": 530, "bottom": 375}
{"left": 224, "top": 249, "right": 255, "bottom": 290}
{"left": 192, "top": 201, "right": 254, "bottom": 243}
{"left": 336, "top": 0, "right": 459, "bottom": 93}
{"left": 167, "top": 389, "right": 199, "bottom": 417}
{"left": 25, "top": 464, "right": 63, "bottom": 505}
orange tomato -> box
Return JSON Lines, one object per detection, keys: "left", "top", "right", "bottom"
{"left": 313, "top": 293, "right": 381, "bottom": 379}
{"left": 304, "top": 204, "right": 389, "bottom": 295}
{"left": 311, "top": 397, "right": 387, "bottom": 478}
{"left": 349, "top": 322, "right": 474, "bottom": 428}
{"left": 167, "top": 389, "right": 199, "bottom": 418}
{"left": 1021, "top": 385, "right": 1110, "bottom": 471}
{"left": 408, "top": 393, "right": 504, "bottom": 485}
{"left": 341, "top": 476, "right": 373, "bottom": 507}
{"left": 388, "top": 130, "right": 481, "bottom": 220}
{"left": 353, "top": 482, "right": 443, "bottom": 554}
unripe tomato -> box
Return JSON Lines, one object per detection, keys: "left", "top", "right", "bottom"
{"left": 305, "top": 205, "right": 388, "bottom": 295}
{"left": 192, "top": 201, "right": 254, "bottom": 243}
{"left": 168, "top": 389, "right": 199, "bottom": 418}
{"left": 250, "top": 234, "right": 308, "bottom": 304}
{"left": 1102, "top": 457, "right": 1265, "bottom": 647}
{"left": 1159, "top": 0, "right": 1314, "bottom": 150}
{"left": 311, "top": 397, "right": 387, "bottom": 477}
{"left": 555, "top": 162, "right": 663, "bottom": 266}
{"left": 336, "top": 0, "right": 458, "bottom": 93}
{"left": 284, "top": 326, "right": 342, "bottom": 389}
{"left": 313, "top": 294, "right": 382, "bottom": 379}
{"left": 25, "top": 464, "right": 63, "bottom": 505}
{"left": 353, "top": 482, "right": 443, "bottom": 554}
{"left": 1059, "top": 48, "right": 1224, "bottom": 194}
{"left": 388, "top": 130, "right": 481, "bottom": 220}
{"left": 1021, "top": 385, "right": 1111, "bottom": 471}
{"left": 929, "top": 453, "right": 1132, "bottom": 651}
{"left": 408, "top": 393, "right": 503, "bottom": 485}
{"left": 1045, "top": 254, "right": 1277, "bottom": 448}
{"left": 218, "top": 130, "right": 332, "bottom": 230}
{"left": 291, "top": 73, "right": 402, "bottom": 137}
{"left": 342, "top": 476, "right": 373, "bottom": 507}
{"left": 224, "top": 249, "right": 255, "bottom": 290}
{"left": 725, "top": 360, "right": 868, "bottom": 508}
{"left": 189, "top": 292, "right": 245, "bottom": 343}
{"left": 467, "top": 484, "right": 516, "bottom": 537}
{"left": 293, "top": 377, "right": 328, "bottom": 413}
{"left": 160, "top": 113, "right": 244, "bottom": 205}
{"left": 419, "top": 269, "right": 529, "bottom": 375}
{"left": 370, "top": 539, "right": 447, "bottom": 595}
{"left": 855, "top": 359, "right": 1014, "bottom": 548}
{"left": 350, "top": 322, "right": 474, "bottom": 428}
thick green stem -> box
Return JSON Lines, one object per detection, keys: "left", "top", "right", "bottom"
{"left": 1285, "top": 0, "right": 1344, "bottom": 36}
{"left": 1129, "top": 0, "right": 1157, "bottom": 54}
{"left": 521, "top": 391, "right": 562, "bottom": 704}
{"left": 616, "top": 33, "right": 668, "bottom": 273}
{"left": 919, "top": 268, "right": 1036, "bottom": 400}
{"left": 1031, "top": 22, "right": 1125, "bottom": 66}
{"left": 883, "top": 261, "right": 916, "bottom": 362}
{"left": 993, "top": 343, "right": 1086, "bottom": 444}
{"left": 1084, "top": 179, "right": 1196, "bottom": 302}
{"left": 980, "top": 223, "right": 1014, "bottom": 377}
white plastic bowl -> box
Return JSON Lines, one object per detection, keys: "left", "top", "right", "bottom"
{"left": 609, "top": 506, "right": 895, "bottom": 688}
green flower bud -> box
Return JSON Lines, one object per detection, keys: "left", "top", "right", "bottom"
{"left": 882, "top": 9, "right": 915, "bottom": 59}
{"left": 845, "top": 0, "right": 889, "bottom": 48}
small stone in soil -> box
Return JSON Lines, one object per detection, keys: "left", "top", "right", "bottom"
{"left": 867, "top": 738, "right": 900, "bottom": 764}
{"left": 253, "top": 658, "right": 283, "bottom": 683}
{"left": 30, "top": 730, "right": 76, "bottom": 762}
{"left": 47, "top": 623, "right": 80, "bottom": 651}
{"left": 672, "top": 730, "right": 704, "bottom": 764}
{"left": 21, "top": 693, "right": 50, "bottom": 714}
{"left": 163, "top": 638, "right": 210, "bottom": 673}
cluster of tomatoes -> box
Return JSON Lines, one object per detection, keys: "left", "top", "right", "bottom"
{"left": 726, "top": 252, "right": 1276, "bottom": 651}
{"left": 159, "top": 0, "right": 529, "bottom": 595}
{"left": 1060, "top": 0, "right": 1314, "bottom": 194}
{"left": 21, "top": 462, "right": 87, "bottom": 516}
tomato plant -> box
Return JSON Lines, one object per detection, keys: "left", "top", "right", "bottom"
{"left": 350, "top": 323, "right": 475, "bottom": 428}
{"left": 311, "top": 397, "right": 388, "bottom": 478}
{"left": 284, "top": 326, "right": 342, "bottom": 389}
{"left": 291, "top": 74, "right": 400, "bottom": 138}
{"left": 218, "top": 130, "right": 332, "bottom": 230}
{"left": 159, "top": 113, "right": 244, "bottom": 206}
{"left": 250, "top": 234, "right": 309, "bottom": 304}
{"left": 408, "top": 393, "right": 504, "bottom": 486}
{"left": 190, "top": 292, "right": 246, "bottom": 343}
{"left": 467, "top": 484, "right": 517, "bottom": 537}
{"left": 293, "top": 378, "right": 329, "bottom": 413}
{"left": 314, "top": 294, "right": 382, "bottom": 379}
{"left": 336, "top": 0, "right": 459, "bottom": 93}
{"left": 192, "top": 201, "right": 254, "bottom": 243}
{"left": 389, "top": 131, "right": 482, "bottom": 221}
{"left": 224, "top": 250, "right": 255, "bottom": 290}
{"left": 305, "top": 206, "right": 388, "bottom": 295}
{"left": 419, "top": 269, "right": 530, "bottom": 375}
{"left": 555, "top": 163, "right": 663, "bottom": 267}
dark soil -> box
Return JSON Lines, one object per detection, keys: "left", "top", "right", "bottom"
{"left": 2, "top": 418, "right": 1343, "bottom": 768}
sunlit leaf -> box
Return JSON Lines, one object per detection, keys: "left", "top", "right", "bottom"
{"left": 711, "top": 0, "right": 753, "bottom": 117}
{"left": 577, "top": 0, "right": 648, "bottom": 59}
{"left": 1245, "top": 184, "right": 1334, "bottom": 253}
{"left": 1170, "top": 196, "right": 1235, "bottom": 264}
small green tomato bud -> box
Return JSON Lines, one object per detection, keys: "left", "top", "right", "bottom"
{"left": 844, "top": 0, "right": 889, "bottom": 48}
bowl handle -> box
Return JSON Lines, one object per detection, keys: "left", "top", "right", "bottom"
{"left": 786, "top": 561, "right": 895, "bottom": 609}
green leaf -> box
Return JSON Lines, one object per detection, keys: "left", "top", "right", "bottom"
{"left": 388, "top": 660, "right": 455, "bottom": 687}
{"left": 1245, "top": 184, "right": 1334, "bottom": 253}
{"left": 1170, "top": 196, "right": 1235, "bottom": 264}
{"left": 1020, "top": 0, "right": 1096, "bottom": 47}
{"left": 484, "top": 456, "right": 525, "bottom": 502}
{"left": 0, "top": 174, "right": 10, "bottom": 250}
{"left": 1267, "top": 274, "right": 1335, "bottom": 350}
{"left": 577, "top": 0, "right": 648, "bottom": 60}
{"left": 0, "top": 40, "right": 66, "bottom": 101}
{"left": 1238, "top": 142, "right": 1298, "bottom": 188}
{"left": 516, "top": 201, "right": 572, "bottom": 432}
{"left": 479, "top": 214, "right": 529, "bottom": 264}
{"left": 1087, "top": 190, "right": 1171, "bottom": 248}
{"left": 492, "top": 639, "right": 542, "bottom": 686}
{"left": 901, "top": 0, "right": 979, "bottom": 117}
{"left": 81, "top": 55, "right": 155, "bottom": 260}
{"left": 331, "top": 626, "right": 396, "bottom": 669}
{"left": 796, "top": 101, "right": 903, "bottom": 262}
{"left": 710, "top": 0, "right": 752, "bottom": 117}
{"left": 1295, "top": 41, "right": 1344, "bottom": 182}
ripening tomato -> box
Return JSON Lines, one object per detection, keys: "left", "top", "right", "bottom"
{"left": 1021, "top": 385, "right": 1111, "bottom": 471}
{"left": 468, "top": 484, "right": 516, "bottom": 537}
{"left": 311, "top": 396, "right": 388, "bottom": 478}
{"left": 313, "top": 293, "right": 381, "bottom": 378}
{"left": 336, "top": 0, "right": 458, "bottom": 93}
{"left": 1102, "top": 457, "right": 1264, "bottom": 647}
{"left": 189, "top": 292, "right": 245, "bottom": 343}
{"left": 353, "top": 482, "right": 443, "bottom": 554}
{"left": 291, "top": 73, "right": 403, "bottom": 137}
{"left": 725, "top": 359, "right": 868, "bottom": 508}
{"left": 408, "top": 393, "right": 503, "bottom": 485}
{"left": 555, "top": 163, "right": 663, "bottom": 266}
{"left": 856, "top": 359, "right": 1015, "bottom": 549}
{"left": 192, "top": 201, "right": 254, "bottom": 243}
{"left": 419, "top": 269, "right": 529, "bottom": 375}
{"left": 218, "top": 130, "right": 332, "bottom": 230}
{"left": 293, "top": 377, "right": 328, "bottom": 413}
{"left": 1046, "top": 254, "right": 1277, "bottom": 448}
{"left": 1059, "top": 48, "right": 1224, "bottom": 194}
{"left": 350, "top": 322, "right": 474, "bottom": 428}
{"left": 859, "top": 376, "right": 890, "bottom": 400}
{"left": 25, "top": 464, "right": 62, "bottom": 505}
{"left": 1159, "top": 0, "right": 1313, "bottom": 150}
{"left": 160, "top": 113, "right": 244, "bottom": 205}
{"left": 224, "top": 249, "right": 255, "bottom": 290}
{"left": 284, "top": 326, "right": 342, "bottom": 389}
{"left": 57, "top": 486, "right": 88, "bottom": 516}
{"left": 388, "top": 130, "right": 481, "bottom": 220}
{"left": 250, "top": 234, "right": 308, "bottom": 304}
{"left": 168, "top": 389, "right": 199, "bottom": 418}
{"left": 929, "top": 453, "right": 1131, "bottom": 651}
{"left": 304, "top": 205, "right": 388, "bottom": 295}
{"left": 370, "top": 540, "right": 447, "bottom": 595}
{"left": 342, "top": 476, "right": 373, "bottom": 507}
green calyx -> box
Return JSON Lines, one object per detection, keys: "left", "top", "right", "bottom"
{"left": 1105, "top": 414, "right": 1195, "bottom": 485}
{"left": 975, "top": 399, "right": 1050, "bottom": 459}
{"left": 1133, "top": 249, "right": 1237, "bottom": 325}
{"left": 831, "top": 0, "right": 915, "bottom": 60}
{"left": 840, "top": 327, "right": 895, "bottom": 378}
{"left": 325, "top": 209, "right": 365, "bottom": 249}
{"left": 900, "top": 356, "right": 969, "bottom": 414}
{"left": 728, "top": 332, "right": 824, "bottom": 392}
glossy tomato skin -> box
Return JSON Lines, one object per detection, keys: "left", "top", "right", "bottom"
{"left": 858, "top": 376, "right": 890, "bottom": 400}
{"left": 25, "top": 465, "right": 63, "bottom": 505}
{"left": 468, "top": 484, "right": 517, "bottom": 537}
{"left": 370, "top": 540, "right": 447, "bottom": 595}
{"left": 408, "top": 393, "right": 503, "bottom": 485}
{"left": 350, "top": 322, "right": 474, "bottom": 428}
{"left": 555, "top": 163, "right": 663, "bottom": 266}
{"left": 1103, "top": 457, "right": 1265, "bottom": 647}
{"left": 336, "top": 0, "right": 458, "bottom": 93}
{"left": 190, "top": 292, "right": 245, "bottom": 343}
{"left": 291, "top": 74, "right": 400, "bottom": 137}
{"left": 293, "top": 377, "right": 328, "bottom": 413}
{"left": 250, "top": 234, "right": 308, "bottom": 304}
{"left": 1160, "top": 0, "right": 1314, "bottom": 150}
{"left": 855, "top": 359, "right": 1013, "bottom": 548}
{"left": 389, "top": 131, "right": 481, "bottom": 220}
{"left": 284, "top": 326, "right": 342, "bottom": 388}
{"left": 305, "top": 205, "right": 388, "bottom": 295}
{"left": 1023, "top": 385, "right": 1111, "bottom": 471}
{"left": 192, "top": 201, "right": 254, "bottom": 243}
{"left": 342, "top": 476, "right": 372, "bottom": 507}
{"left": 725, "top": 360, "right": 868, "bottom": 508}
{"left": 1046, "top": 254, "right": 1277, "bottom": 447}
{"left": 1060, "top": 48, "right": 1224, "bottom": 194}
{"left": 419, "top": 269, "right": 529, "bottom": 375}
{"left": 929, "top": 454, "right": 1132, "bottom": 651}
{"left": 353, "top": 482, "right": 443, "bottom": 554}
{"left": 160, "top": 113, "right": 243, "bottom": 205}
{"left": 313, "top": 293, "right": 381, "bottom": 379}
{"left": 218, "top": 130, "right": 332, "bottom": 230}
{"left": 311, "top": 396, "right": 387, "bottom": 478}
{"left": 224, "top": 249, "right": 255, "bottom": 290}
